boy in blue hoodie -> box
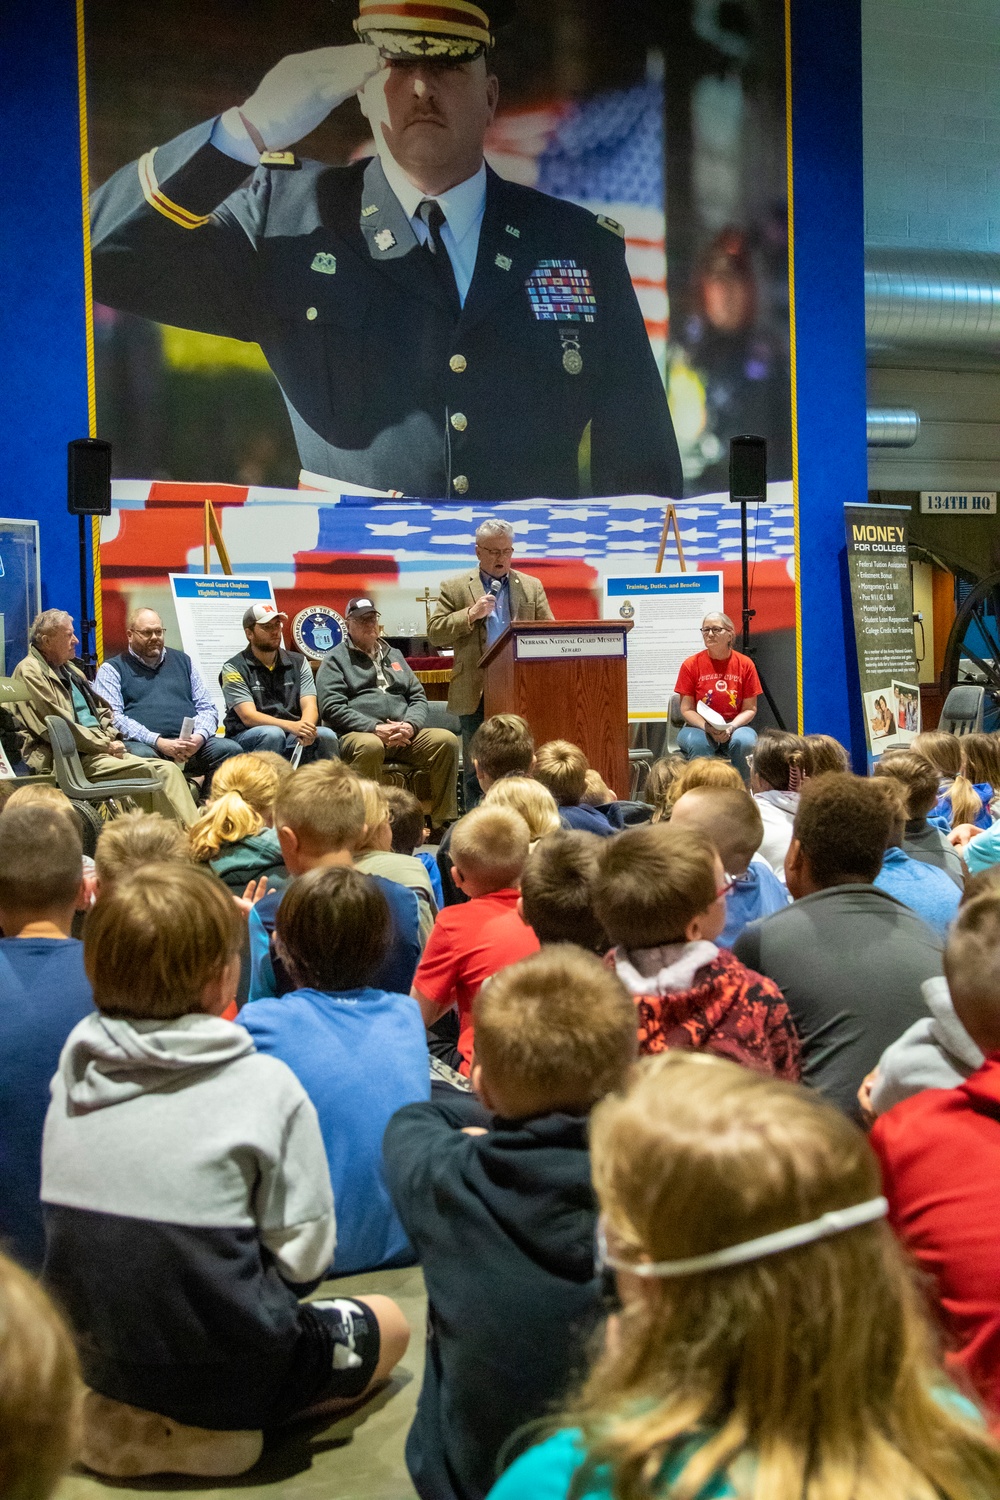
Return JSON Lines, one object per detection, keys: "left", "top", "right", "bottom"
{"left": 241, "top": 865, "right": 429, "bottom": 1275}
{"left": 41, "top": 863, "right": 408, "bottom": 1476}
{"left": 383, "top": 946, "right": 637, "bottom": 1500}
{"left": 669, "top": 784, "right": 789, "bottom": 947}
{"left": 533, "top": 741, "right": 616, "bottom": 838}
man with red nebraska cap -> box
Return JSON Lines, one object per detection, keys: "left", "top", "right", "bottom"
{"left": 89, "top": 0, "right": 682, "bottom": 502}
{"left": 220, "top": 603, "right": 340, "bottom": 762}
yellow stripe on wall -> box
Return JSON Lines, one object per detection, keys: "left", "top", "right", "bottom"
{"left": 784, "top": 0, "right": 802, "bottom": 732}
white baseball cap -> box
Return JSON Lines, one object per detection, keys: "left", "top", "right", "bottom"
{"left": 243, "top": 602, "right": 288, "bottom": 629}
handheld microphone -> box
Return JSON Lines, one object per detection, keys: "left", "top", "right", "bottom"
{"left": 489, "top": 579, "right": 502, "bottom": 596}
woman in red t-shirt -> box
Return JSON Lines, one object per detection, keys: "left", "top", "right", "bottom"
{"left": 674, "top": 612, "right": 761, "bottom": 782}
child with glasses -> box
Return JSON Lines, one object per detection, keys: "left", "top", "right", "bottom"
{"left": 487, "top": 1051, "right": 1000, "bottom": 1500}
{"left": 593, "top": 823, "right": 800, "bottom": 1079}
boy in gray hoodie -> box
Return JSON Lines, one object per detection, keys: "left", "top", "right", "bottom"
{"left": 41, "top": 863, "right": 408, "bottom": 1473}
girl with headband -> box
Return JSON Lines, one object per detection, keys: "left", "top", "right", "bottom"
{"left": 488, "top": 1053, "right": 1000, "bottom": 1500}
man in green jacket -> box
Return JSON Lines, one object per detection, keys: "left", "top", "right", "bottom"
{"left": 317, "top": 598, "right": 459, "bottom": 832}
{"left": 13, "top": 611, "right": 198, "bottom": 825}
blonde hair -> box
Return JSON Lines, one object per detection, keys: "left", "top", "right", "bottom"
{"left": 484, "top": 776, "right": 561, "bottom": 841}
{"left": 473, "top": 947, "right": 636, "bottom": 1116}
{"left": 569, "top": 1052, "right": 1000, "bottom": 1500}
{"left": 449, "top": 805, "right": 530, "bottom": 890}
{"left": 95, "top": 810, "right": 193, "bottom": 887}
{"left": 534, "top": 739, "right": 589, "bottom": 806}
{"left": 961, "top": 732, "right": 1000, "bottom": 793}
{"left": 85, "top": 863, "right": 242, "bottom": 1020}
{"left": 665, "top": 757, "right": 744, "bottom": 814}
{"left": 355, "top": 777, "right": 391, "bottom": 853}
{"left": 645, "top": 756, "right": 684, "bottom": 823}
{"left": 0, "top": 1250, "right": 82, "bottom": 1500}
{"left": 944, "top": 890, "right": 1000, "bottom": 1008}
{"left": 188, "top": 753, "right": 283, "bottom": 862}
{"left": 2, "top": 784, "right": 72, "bottom": 814}
{"left": 272, "top": 761, "right": 364, "bottom": 854}
{"left": 912, "top": 732, "right": 983, "bottom": 828}
{"left": 595, "top": 825, "right": 718, "bottom": 949}
{"left": 582, "top": 769, "right": 616, "bottom": 806}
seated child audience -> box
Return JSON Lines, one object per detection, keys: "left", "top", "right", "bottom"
{"left": 354, "top": 779, "right": 437, "bottom": 943}
{"left": 749, "top": 730, "right": 814, "bottom": 874}
{"left": 581, "top": 768, "right": 615, "bottom": 806}
{"left": 93, "top": 809, "right": 193, "bottom": 892}
{"left": 661, "top": 756, "right": 744, "bottom": 820}
{"left": 2, "top": 782, "right": 98, "bottom": 892}
{"left": 385, "top": 785, "right": 444, "bottom": 907}
{"left": 384, "top": 946, "right": 637, "bottom": 1500}
{"left": 412, "top": 806, "right": 539, "bottom": 1075}
{"left": 518, "top": 830, "right": 609, "bottom": 952}
{"left": 734, "top": 774, "right": 943, "bottom": 1119}
{"left": 668, "top": 785, "right": 789, "bottom": 946}
{"left": 644, "top": 753, "right": 685, "bottom": 822}
{"left": 248, "top": 761, "right": 420, "bottom": 1000}
{"left": 483, "top": 775, "right": 561, "bottom": 843}
{"left": 872, "top": 889, "right": 1000, "bottom": 1421}
{"left": 0, "top": 805, "right": 92, "bottom": 1271}
{"left": 189, "top": 753, "right": 287, "bottom": 893}
{"left": 593, "top": 823, "right": 801, "bottom": 1080}
{"left": 913, "top": 730, "right": 990, "bottom": 832}
{"left": 871, "top": 776, "right": 962, "bottom": 940}
{"left": 41, "top": 863, "right": 409, "bottom": 1462}
{"left": 240, "top": 866, "right": 429, "bottom": 1275}
{"left": 577, "top": 769, "right": 651, "bottom": 831}
{"left": 961, "top": 732, "right": 1000, "bottom": 819}
{"left": 0, "top": 1248, "right": 82, "bottom": 1500}
{"left": 803, "top": 731, "right": 851, "bottom": 774}
{"left": 488, "top": 1051, "right": 1000, "bottom": 1500}
{"left": 438, "top": 714, "right": 536, "bottom": 906}
{"left": 533, "top": 740, "right": 616, "bottom": 837}
{"left": 875, "top": 750, "right": 964, "bottom": 886}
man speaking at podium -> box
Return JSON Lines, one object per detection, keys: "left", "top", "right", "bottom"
{"left": 429, "top": 518, "right": 552, "bottom": 804}
{"left": 88, "top": 0, "right": 682, "bottom": 502}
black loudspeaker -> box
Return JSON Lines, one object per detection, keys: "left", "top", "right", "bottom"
{"left": 67, "top": 438, "right": 112, "bottom": 517}
{"left": 729, "top": 433, "right": 767, "bottom": 504}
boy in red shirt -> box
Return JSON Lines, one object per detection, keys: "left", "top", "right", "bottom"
{"left": 871, "top": 890, "right": 1000, "bottom": 1423}
{"left": 593, "top": 822, "right": 800, "bottom": 1081}
{"left": 411, "top": 806, "right": 539, "bottom": 1075}
{"left": 674, "top": 611, "right": 761, "bottom": 782}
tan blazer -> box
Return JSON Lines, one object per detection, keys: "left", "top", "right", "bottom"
{"left": 428, "top": 569, "right": 554, "bottom": 717}
{"left": 13, "top": 647, "right": 116, "bottom": 772}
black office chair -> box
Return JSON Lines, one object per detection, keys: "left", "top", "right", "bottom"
{"left": 44, "top": 715, "right": 154, "bottom": 821}
{"left": 938, "top": 685, "right": 985, "bottom": 737}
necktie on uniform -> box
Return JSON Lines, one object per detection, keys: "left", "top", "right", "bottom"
{"left": 417, "top": 198, "right": 461, "bottom": 316}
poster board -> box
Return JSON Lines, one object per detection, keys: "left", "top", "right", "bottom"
{"left": 169, "top": 575, "right": 277, "bottom": 715}
{"left": 605, "top": 573, "right": 724, "bottom": 721}
{"left": 844, "top": 505, "right": 921, "bottom": 764}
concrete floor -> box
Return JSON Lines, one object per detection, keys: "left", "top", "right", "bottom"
{"left": 56, "top": 1266, "right": 427, "bottom": 1500}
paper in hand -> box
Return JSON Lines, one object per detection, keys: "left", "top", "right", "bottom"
{"left": 696, "top": 700, "right": 728, "bottom": 728}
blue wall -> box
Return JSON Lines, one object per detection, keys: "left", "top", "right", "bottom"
{"left": 1, "top": 0, "right": 870, "bottom": 751}
{"left": 0, "top": 0, "right": 92, "bottom": 621}
{"left": 788, "top": 0, "right": 869, "bottom": 762}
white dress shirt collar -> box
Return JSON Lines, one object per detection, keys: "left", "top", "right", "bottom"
{"left": 379, "top": 154, "right": 487, "bottom": 250}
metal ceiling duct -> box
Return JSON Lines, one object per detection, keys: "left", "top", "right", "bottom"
{"left": 866, "top": 407, "right": 920, "bottom": 447}
{"left": 866, "top": 247, "right": 1000, "bottom": 351}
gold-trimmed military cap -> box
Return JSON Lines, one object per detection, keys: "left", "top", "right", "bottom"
{"left": 354, "top": 0, "right": 514, "bottom": 59}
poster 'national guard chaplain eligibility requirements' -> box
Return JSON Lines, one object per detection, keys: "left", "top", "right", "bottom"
{"left": 844, "top": 503, "right": 921, "bottom": 765}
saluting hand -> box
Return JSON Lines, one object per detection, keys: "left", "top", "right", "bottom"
{"left": 239, "top": 45, "right": 381, "bottom": 152}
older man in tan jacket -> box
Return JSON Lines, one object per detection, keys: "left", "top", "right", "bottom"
{"left": 13, "top": 610, "right": 198, "bottom": 825}
{"left": 428, "top": 518, "right": 552, "bottom": 806}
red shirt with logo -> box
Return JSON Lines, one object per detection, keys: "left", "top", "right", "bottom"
{"left": 674, "top": 649, "right": 762, "bottom": 723}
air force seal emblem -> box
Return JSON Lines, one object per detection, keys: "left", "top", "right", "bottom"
{"left": 292, "top": 606, "right": 346, "bottom": 661}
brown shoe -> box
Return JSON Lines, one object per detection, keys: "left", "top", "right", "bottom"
{"left": 79, "top": 1389, "right": 263, "bottom": 1478}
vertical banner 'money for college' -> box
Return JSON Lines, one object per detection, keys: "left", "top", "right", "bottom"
{"left": 844, "top": 504, "right": 921, "bottom": 766}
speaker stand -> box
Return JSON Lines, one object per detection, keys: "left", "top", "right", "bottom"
{"left": 77, "top": 516, "right": 97, "bottom": 678}
{"left": 739, "top": 497, "right": 786, "bottom": 731}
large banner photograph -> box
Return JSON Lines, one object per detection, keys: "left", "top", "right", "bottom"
{"left": 85, "top": 0, "right": 796, "bottom": 722}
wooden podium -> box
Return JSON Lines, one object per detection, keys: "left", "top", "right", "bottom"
{"left": 479, "top": 620, "right": 633, "bottom": 797}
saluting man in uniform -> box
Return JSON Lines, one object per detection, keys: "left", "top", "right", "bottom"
{"left": 90, "top": 0, "right": 682, "bottom": 502}
{"left": 429, "top": 517, "right": 552, "bottom": 805}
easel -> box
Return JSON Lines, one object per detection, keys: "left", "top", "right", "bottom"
{"left": 654, "top": 504, "right": 687, "bottom": 573}
{"left": 203, "top": 499, "right": 233, "bottom": 576}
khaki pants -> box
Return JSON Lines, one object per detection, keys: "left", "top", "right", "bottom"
{"left": 81, "top": 751, "right": 199, "bottom": 827}
{"left": 340, "top": 728, "right": 459, "bottom": 826}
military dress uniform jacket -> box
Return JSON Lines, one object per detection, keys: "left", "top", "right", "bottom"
{"left": 428, "top": 569, "right": 553, "bottom": 717}
{"left": 90, "top": 123, "right": 683, "bottom": 502}
{"left": 12, "top": 648, "right": 117, "bottom": 772}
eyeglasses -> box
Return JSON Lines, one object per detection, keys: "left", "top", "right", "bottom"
{"left": 479, "top": 546, "right": 514, "bottom": 558}
{"left": 701, "top": 626, "right": 729, "bottom": 636}
{"left": 132, "top": 627, "right": 164, "bottom": 639}
{"left": 717, "top": 872, "right": 735, "bottom": 898}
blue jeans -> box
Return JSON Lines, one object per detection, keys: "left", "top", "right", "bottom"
{"left": 230, "top": 725, "right": 340, "bottom": 762}
{"left": 677, "top": 725, "right": 757, "bottom": 783}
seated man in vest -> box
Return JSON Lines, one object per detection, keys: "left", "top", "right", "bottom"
{"left": 94, "top": 608, "right": 243, "bottom": 793}
{"left": 221, "top": 604, "right": 339, "bottom": 763}
{"left": 13, "top": 610, "right": 198, "bottom": 826}
{"left": 317, "top": 598, "right": 459, "bottom": 835}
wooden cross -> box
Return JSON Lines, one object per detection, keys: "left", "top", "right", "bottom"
{"left": 415, "top": 586, "right": 440, "bottom": 634}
